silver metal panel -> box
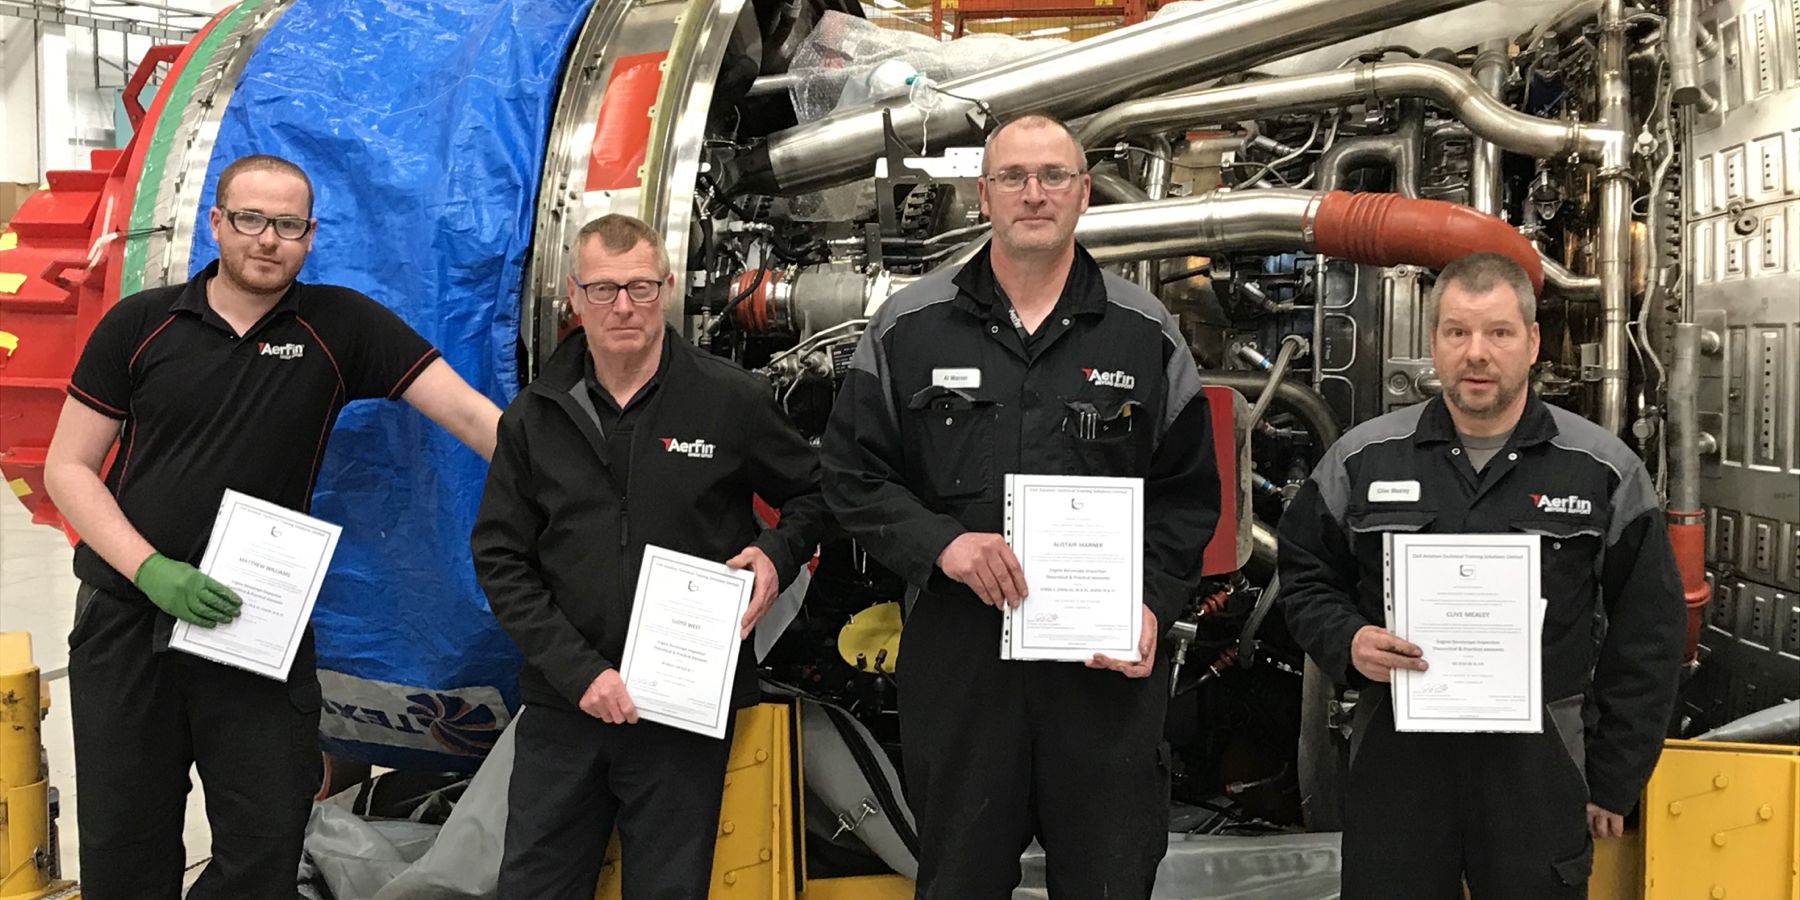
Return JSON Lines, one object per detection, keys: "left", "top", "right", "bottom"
{"left": 1690, "top": 127, "right": 1800, "bottom": 217}
{"left": 1690, "top": 202, "right": 1800, "bottom": 527}
{"left": 1309, "top": 261, "right": 1436, "bottom": 426}
{"left": 1314, "top": 261, "right": 1380, "bottom": 426}
{"left": 1690, "top": 577, "right": 1800, "bottom": 725}
{"left": 1693, "top": 0, "right": 1800, "bottom": 134}
{"left": 1379, "top": 267, "right": 1433, "bottom": 413}
{"left": 1705, "top": 502, "right": 1800, "bottom": 592}
{"left": 637, "top": 0, "right": 747, "bottom": 332}
{"left": 1689, "top": 0, "right": 1800, "bottom": 728}
{"left": 522, "top": 0, "right": 684, "bottom": 377}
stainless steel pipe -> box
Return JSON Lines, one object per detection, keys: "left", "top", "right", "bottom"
{"left": 728, "top": 0, "right": 1486, "bottom": 195}
{"left": 1075, "top": 59, "right": 1621, "bottom": 164}
{"left": 1668, "top": 323, "right": 1703, "bottom": 514}
{"left": 1596, "top": 0, "right": 1632, "bottom": 435}
{"left": 1468, "top": 40, "right": 1509, "bottom": 215}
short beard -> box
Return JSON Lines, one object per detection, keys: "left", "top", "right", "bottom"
{"left": 997, "top": 227, "right": 1070, "bottom": 257}
{"left": 219, "top": 252, "right": 294, "bottom": 297}
{"left": 1446, "top": 375, "right": 1525, "bottom": 419}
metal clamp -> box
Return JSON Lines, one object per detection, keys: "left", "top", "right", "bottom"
{"left": 831, "top": 799, "right": 880, "bottom": 840}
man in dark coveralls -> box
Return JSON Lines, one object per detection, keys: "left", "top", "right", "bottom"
{"left": 1279, "top": 252, "right": 1684, "bottom": 899}
{"left": 821, "top": 113, "right": 1220, "bottom": 899}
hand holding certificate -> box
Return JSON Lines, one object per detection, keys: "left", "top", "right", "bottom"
{"left": 1001, "top": 474, "right": 1143, "bottom": 662}
{"left": 619, "top": 546, "right": 754, "bottom": 739}
{"left": 1385, "top": 533, "right": 1544, "bottom": 733}
{"left": 169, "top": 490, "right": 342, "bottom": 681}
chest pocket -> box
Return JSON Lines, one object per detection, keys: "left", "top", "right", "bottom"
{"left": 1345, "top": 507, "right": 1437, "bottom": 534}
{"left": 1511, "top": 516, "right": 1607, "bottom": 629}
{"left": 904, "top": 385, "right": 998, "bottom": 501}
{"left": 1345, "top": 507, "right": 1437, "bottom": 571}
{"left": 1059, "top": 395, "right": 1150, "bottom": 477}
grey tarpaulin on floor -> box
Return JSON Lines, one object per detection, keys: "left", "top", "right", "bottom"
{"left": 303, "top": 706, "right": 1342, "bottom": 899}
{"left": 1695, "top": 698, "right": 1800, "bottom": 744}
{"left": 1014, "top": 832, "right": 1342, "bottom": 900}
{"left": 300, "top": 696, "right": 924, "bottom": 898}
{"left": 301, "top": 713, "right": 517, "bottom": 899}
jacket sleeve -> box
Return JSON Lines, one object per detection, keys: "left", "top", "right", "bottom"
{"left": 821, "top": 327, "right": 966, "bottom": 588}
{"left": 471, "top": 406, "right": 611, "bottom": 707}
{"left": 1277, "top": 448, "right": 1372, "bottom": 686}
{"left": 745, "top": 380, "right": 834, "bottom": 586}
{"left": 1586, "top": 463, "right": 1685, "bottom": 815}
{"left": 1142, "top": 342, "right": 1220, "bottom": 633}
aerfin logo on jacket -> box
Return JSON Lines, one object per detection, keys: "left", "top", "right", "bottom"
{"left": 660, "top": 437, "right": 716, "bottom": 459}
{"left": 1081, "top": 368, "right": 1136, "bottom": 390}
{"left": 258, "top": 341, "right": 305, "bottom": 360}
{"left": 1529, "top": 493, "right": 1593, "bottom": 515}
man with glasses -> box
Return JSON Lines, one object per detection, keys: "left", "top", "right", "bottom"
{"left": 821, "top": 113, "right": 1219, "bottom": 898}
{"left": 472, "top": 213, "right": 829, "bottom": 899}
{"left": 43, "top": 153, "right": 501, "bottom": 898}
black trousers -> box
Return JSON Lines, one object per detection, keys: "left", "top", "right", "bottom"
{"left": 1341, "top": 689, "right": 1594, "bottom": 900}
{"left": 898, "top": 592, "right": 1171, "bottom": 900}
{"left": 498, "top": 704, "right": 735, "bottom": 900}
{"left": 67, "top": 584, "right": 323, "bottom": 900}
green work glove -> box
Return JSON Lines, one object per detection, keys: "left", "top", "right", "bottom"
{"left": 133, "top": 553, "right": 242, "bottom": 627}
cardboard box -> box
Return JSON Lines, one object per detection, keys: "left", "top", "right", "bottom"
{"left": 0, "top": 182, "right": 38, "bottom": 226}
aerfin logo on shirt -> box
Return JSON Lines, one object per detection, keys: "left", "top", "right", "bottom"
{"left": 660, "top": 437, "right": 716, "bottom": 459}
{"left": 1529, "top": 492, "right": 1593, "bottom": 515}
{"left": 1080, "top": 367, "right": 1136, "bottom": 390}
{"left": 258, "top": 341, "right": 305, "bottom": 360}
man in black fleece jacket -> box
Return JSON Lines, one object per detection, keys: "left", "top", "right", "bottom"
{"left": 472, "top": 214, "right": 830, "bottom": 899}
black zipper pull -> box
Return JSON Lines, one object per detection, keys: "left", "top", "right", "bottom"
{"left": 619, "top": 507, "right": 629, "bottom": 548}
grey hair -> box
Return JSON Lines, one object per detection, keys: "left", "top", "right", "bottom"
{"left": 1425, "top": 252, "right": 1538, "bottom": 330}
{"left": 981, "top": 112, "right": 1088, "bottom": 175}
{"left": 576, "top": 213, "right": 671, "bottom": 276}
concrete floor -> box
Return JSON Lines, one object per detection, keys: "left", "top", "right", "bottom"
{"left": 0, "top": 495, "right": 212, "bottom": 888}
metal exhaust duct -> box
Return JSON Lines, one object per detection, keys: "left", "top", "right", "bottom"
{"left": 725, "top": 0, "right": 1487, "bottom": 195}
{"left": 1075, "top": 59, "right": 1620, "bottom": 163}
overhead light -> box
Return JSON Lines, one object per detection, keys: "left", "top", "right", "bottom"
{"left": 1023, "top": 25, "right": 1070, "bottom": 36}
{"left": 868, "top": 0, "right": 904, "bottom": 8}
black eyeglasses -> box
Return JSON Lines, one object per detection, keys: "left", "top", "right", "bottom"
{"left": 573, "top": 277, "right": 665, "bottom": 306}
{"left": 220, "top": 208, "right": 313, "bottom": 240}
{"left": 986, "top": 166, "right": 1083, "bottom": 193}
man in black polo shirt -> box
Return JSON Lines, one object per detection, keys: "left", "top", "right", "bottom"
{"left": 43, "top": 154, "right": 501, "bottom": 900}
{"left": 472, "top": 214, "right": 829, "bottom": 899}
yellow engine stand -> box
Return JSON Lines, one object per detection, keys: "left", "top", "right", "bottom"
{"left": 1589, "top": 738, "right": 1799, "bottom": 900}
{"left": 594, "top": 701, "right": 913, "bottom": 900}
{"left": 0, "top": 633, "right": 76, "bottom": 899}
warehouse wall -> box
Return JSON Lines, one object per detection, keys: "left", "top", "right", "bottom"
{"left": 0, "top": 0, "right": 232, "bottom": 200}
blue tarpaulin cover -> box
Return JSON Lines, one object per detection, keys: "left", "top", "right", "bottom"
{"left": 189, "top": 0, "right": 593, "bottom": 771}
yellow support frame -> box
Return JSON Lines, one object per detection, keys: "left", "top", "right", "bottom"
{"left": 595, "top": 702, "right": 915, "bottom": 900}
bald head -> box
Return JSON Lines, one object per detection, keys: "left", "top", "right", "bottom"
{"left": 982, "top": 113, "right": 1086, "bottom": 176}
